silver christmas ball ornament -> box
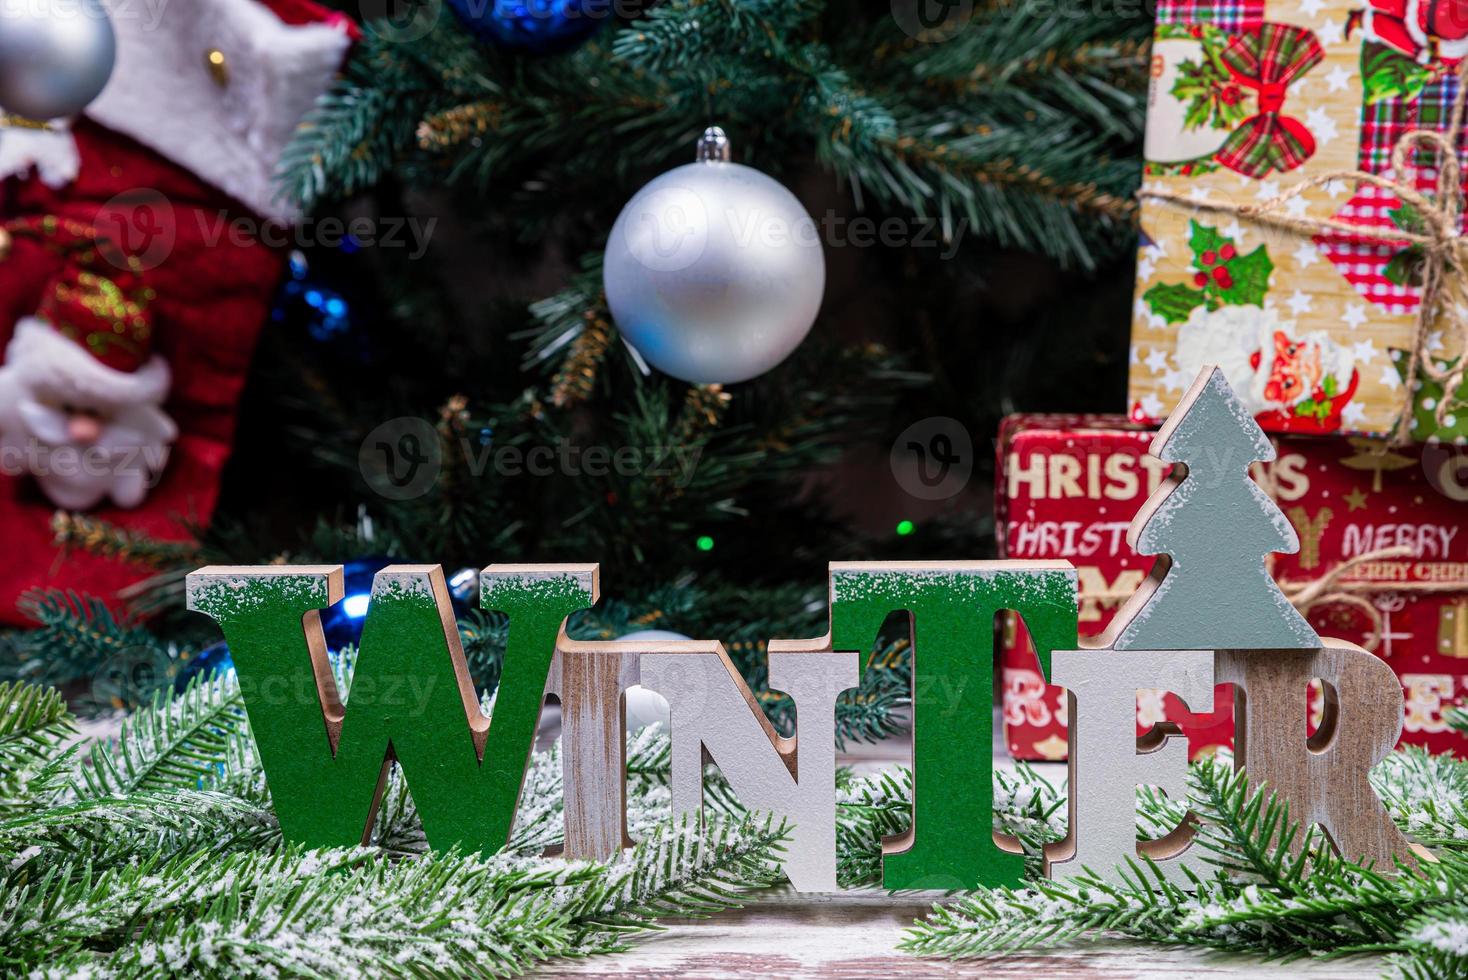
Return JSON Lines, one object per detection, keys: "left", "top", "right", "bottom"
{"left": 0, "top": 0, "right": 116, "bottom": 122}
{"left": 603, "top": 127, "right": 825, "bottom": 385}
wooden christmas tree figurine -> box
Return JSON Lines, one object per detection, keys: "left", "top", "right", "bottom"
{"left": 1109, "top": 365, "right": 1320, "bottom": 651}
{"left": 1063, "top": 365, "right": 1419, "bottom": 875}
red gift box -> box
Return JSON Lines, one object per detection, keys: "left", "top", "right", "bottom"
{"left": 995, "top": 416, "right": 1468, "bottom": 761}
{"left": 1269, "top": 436, "right": 1468, "bottom": 756}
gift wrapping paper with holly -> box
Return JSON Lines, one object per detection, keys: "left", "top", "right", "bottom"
{"left": 995, "top": 414, "right": 1468, "bottom": 761}
{"left": 1132, "top": 0, "right": 1468, "bottom": 440}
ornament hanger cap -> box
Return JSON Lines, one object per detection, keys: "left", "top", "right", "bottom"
{"left": 697, "top": 126, "right": 731, "bottom": 163}
{"left": 0, "top": 115, "right": 54, "bottom": 131}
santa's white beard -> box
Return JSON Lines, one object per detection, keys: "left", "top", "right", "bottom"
{"left": 0, "top": 396, "right": 177, "bottom": 510}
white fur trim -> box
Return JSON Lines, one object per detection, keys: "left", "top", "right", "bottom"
{"left": 2, "top": 318, "right": 170, "bottom": 408}
{"left": 0, "top": 124, "right": 80, "bottom": 187}
{"left": 1406, "top": 0, "right": 1430, "bottom": 52}
{"left": 1439, "top": 36, "right": 1468, "bottom": 59}
{"left": 87, "top": 0, "right": 350, "bottom": 223}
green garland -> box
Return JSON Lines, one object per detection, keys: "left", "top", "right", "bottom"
{"left": 3, "top": 674, "right": 1467, "bottom": 976}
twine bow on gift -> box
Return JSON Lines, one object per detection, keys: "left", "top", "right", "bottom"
{"left": 1275, "top": 545, "right": 1465, "bottom": 652}
{"left": 1275, "top": 546, "right": 1415, "bottom": 650}
{"left": 1143, "top": 59, "right": 1468, "bottom": 444}
{"left": 1215, "top": 23, "right": 1325, "bottom": 178}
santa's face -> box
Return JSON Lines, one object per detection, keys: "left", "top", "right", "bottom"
{"left": 1262, "top": 331, "right": 1325, "bottom": 405}
{"left": 0, "top": 380, "right": 176, "bottom": 510}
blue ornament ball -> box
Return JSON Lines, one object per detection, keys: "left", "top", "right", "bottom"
{"left": 447, "top": 0, "right": 606, "bottom": 53}
{"left": 273, "top": 250, "right": 357, "bottom": 341}
{"left": 319, "top": 558, "right": 475, "bottom": 652}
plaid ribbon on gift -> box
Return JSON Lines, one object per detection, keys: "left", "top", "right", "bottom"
{"left": 1359, "top": 66, "right": 1468, "bottom": 177}
{"left": 1331, "top": 61, "right": 1468, "bottom": 316}
{"left": 1157, "top": 0, "right": 1264, "bottom": 33}
{"left": 1216, "top": 23, "right": 1325, "bottom": 177}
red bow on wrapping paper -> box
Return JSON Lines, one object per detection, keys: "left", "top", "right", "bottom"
{"left": 1216, "top": 23, "right": 1325, "bottom": 178}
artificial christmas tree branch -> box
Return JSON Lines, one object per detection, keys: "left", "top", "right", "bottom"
{"left": 49, "top": 513, "right": 201, "bottom": 570}
{"left": 279, "top": 0, "right": 1145, "bottom": 267}
{"left": 903, "top": 755, "right": 1468, "bottom": 977}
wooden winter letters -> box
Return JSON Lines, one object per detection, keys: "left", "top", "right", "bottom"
{"left": 186, "top": 365, "right": 1422, "bottom": 892}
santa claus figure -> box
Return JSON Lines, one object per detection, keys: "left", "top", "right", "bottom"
{"left": 0, "top": 0, "right": 353, "bottom": 622}
{"left": 1173, "top": 303, "right": 1360, "bottom": 432}
{"left": 1349, "top": 0, "right": 1468, "bottom": 64}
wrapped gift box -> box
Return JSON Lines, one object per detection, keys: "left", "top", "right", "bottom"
{"left": 1129, "top": 0, "right": 1466, "bottom": 441}
{"left": 996, "top": 415, "right": 1468, "bottom": 760}
{"left": 1270, "top": 435, "right": 1468, "bottom": 755}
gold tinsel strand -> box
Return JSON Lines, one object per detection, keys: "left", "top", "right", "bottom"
{"left": 959, "top": 38, "right": 1149, "bottom": 85}
{"left": 889, "top": 137, "right": 1136, "bottom": 221}
{"left": 420, "top": 102, "right": 502, "bottom": 149}
{"left": 550, "top": 311, "right": 613, "bottom": 408}
{"left": 434, "top": 394, "right": 472, "bottom": 493}
{"left": 50, "top": 512, "right": 199, "bottom": 568}
{"left": 673, "top": 384, "right": 732, "bottom": 444}
{"left": 417, "top": 102, "right": 506, "bottom": 151}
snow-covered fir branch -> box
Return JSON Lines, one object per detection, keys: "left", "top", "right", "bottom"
{"left": 5, "top": 673, "right": 1468, "bottom": 977}
{"left": 902, "top": 754, "right": 1468, "bottom": 979}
